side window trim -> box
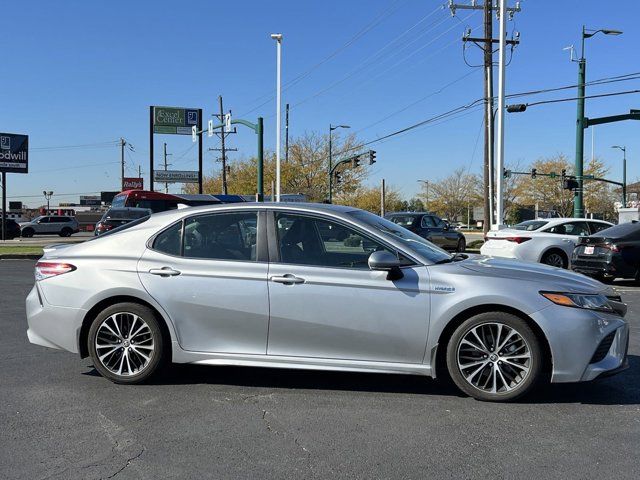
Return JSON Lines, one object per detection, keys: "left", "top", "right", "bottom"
{"left": 268, "top": 210, "right": 418, "bottom": 269}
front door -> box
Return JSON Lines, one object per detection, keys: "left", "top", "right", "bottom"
{"left": 266, "top": 211, "right": 430, "bottom": 364}
{"left": 138, "top": 210, "right": 270, "bottom": 354}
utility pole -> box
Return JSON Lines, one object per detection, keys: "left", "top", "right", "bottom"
{"left": 449, "top": 0, "right": 521, "bottom": 232}
{"left": 213, "top": 96, "right": 237, "bottom": 195}
{"left": 285, "top": 103, "right": 290, "bottom": 163}
{"left": 380, "top": 179, "right": 386, "bottom": 217}
{"left": 494, "top": 0, "right": 507, "bottom": 228}
{"left": 162, "top": 143, "right": 172, "bottom": 194}
{"left": 120, "top": 137, "right": 126, "bottom": 191}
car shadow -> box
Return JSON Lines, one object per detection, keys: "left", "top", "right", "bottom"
{"left": 84, "top": 355, "right": 640, "bottom": 405}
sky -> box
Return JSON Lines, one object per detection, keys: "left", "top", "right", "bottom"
{"left": 2, "top": 0, "right": 640, "bottom": 207}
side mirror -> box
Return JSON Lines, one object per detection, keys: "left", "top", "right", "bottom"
{"left": 443, "top": 222, "right": 450, "bottom": 231}
{"left": 368, "top": 250, "right": 404, "bottom": 281}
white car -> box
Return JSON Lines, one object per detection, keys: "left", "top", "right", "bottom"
{"left": 481, "top": 218, "right": 612, "bottom": 269}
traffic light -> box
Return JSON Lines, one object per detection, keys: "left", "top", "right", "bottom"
{"left": 351, "top": 155, "right": 361, "bottom": 168}
{"left": 563, "top": 178, "right": 579, "bottom": 190}
{"left": 561, "top": 169, "right": 566, "bottom": 178}
{"left": 503, "top": 168, "right": 511, "bottom": 178}
{"left": 334, "top": 171, "right": 342, "bottom": 184}
{"left": 531, "top": 168, "right": 537, "bottom": 179}
{"left": 368, "top": 150, "right": 377, "bottom": 165}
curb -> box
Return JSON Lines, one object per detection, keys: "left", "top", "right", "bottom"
{"left": 0, "top": 254, "right": 43, "bottom": 260}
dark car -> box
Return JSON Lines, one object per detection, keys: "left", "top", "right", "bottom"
{"left": 1, "top": 218, "right": 21, "bottom": 239}
{"left": 571, "top": 222, "right": 640, "bottom": 281}
{"left": 385, "top": 212, "right": 465, "bottom": 251}
{"left": 94, "top": 207, "right": 152, "bottom": 236}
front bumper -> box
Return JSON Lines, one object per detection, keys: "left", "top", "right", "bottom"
{"left": 530, "top": 303, "right": 629, "bottom": 383}
{"left": 26, "top": 284, "right": 87, "bottom": 354}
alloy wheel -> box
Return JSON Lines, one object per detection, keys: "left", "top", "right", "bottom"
{"left": 543, "top": 253, "right": 565, "bottom": 268}
{"left": 456, "top": 322, "right": 532, "bottom": 395}
{"left": 95, "top": 312, "right": 155, "bottom": 377}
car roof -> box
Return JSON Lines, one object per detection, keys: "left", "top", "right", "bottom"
{"left": 150, "top": 201, "right": 358, "bottom": 220}
{"left": 526, "top": 217, "right": 610, "bottom": 226}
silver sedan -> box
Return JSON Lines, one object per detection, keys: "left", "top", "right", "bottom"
{"left": 26, "top": 203, "right": 629, "bottom": 401}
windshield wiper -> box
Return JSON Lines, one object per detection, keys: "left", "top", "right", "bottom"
{"left": 434, "top": 253, "right": 467, "bottom": 265}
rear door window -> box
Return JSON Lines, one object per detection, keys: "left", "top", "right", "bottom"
{"left": 183, "top": 212, "right": 257, "bottom": 261}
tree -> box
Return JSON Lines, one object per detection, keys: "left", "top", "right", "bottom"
{"left": 419, "top": 168, "right": 481, "bottom": 221}
{"left": 334, "top": 184, "right": 404, "bottom": 215}
{"left": 186, "top": 131, "right": 368, "bottom": 202}
{"left": 514, "top": 154, "right": 615, "bottom": 218}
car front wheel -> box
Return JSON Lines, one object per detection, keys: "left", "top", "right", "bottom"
{"left": 88, "top": 303, "right": 165, "bottom": 384}
{"left": 21, "top": 228, "right": 34, "bottom": 238}
{"left": 446, "top": 312, "right": 542, "bottom": 402}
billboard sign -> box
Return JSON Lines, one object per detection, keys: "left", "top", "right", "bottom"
{"left": 153, "top": 107, "right": 199, "bottom": 135}
{"left": 8, "top": 201, "right": 22, "bottom": 211}
{"left": 153, "top": 170, "right": 199, "bottom": 183}
{"left": 122, "top": 177, "right": 144, "bottom": 190}
{"left": 80, "top": 195, "right": 101, "bottom": 206}
{"left": 0, "top": 133, "right": 28, "bottom": 173}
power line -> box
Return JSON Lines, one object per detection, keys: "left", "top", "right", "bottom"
{"left": 525, "top": 89, "right": 640, "bottom": 107}
{"left": 31, "top": 140, "right": 120, "bottom": 151}
{"left": 238, "top": 0, "right": 412, "bottom": 115}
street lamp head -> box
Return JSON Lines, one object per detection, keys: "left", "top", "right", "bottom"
{"left": 270, "top": 33, "right": 282, "bottom": 41}
{"left": 612, "top": 145, "right": 625, "bottom": 151}
{"left": 48, "top": 191, "right": 53, "bottom": 196}
{"left": 43, "top": 191, "right": 46, "bottom": 196}
{"left": 330, "top": 124, "right": 350, "bottom": 131}
{"left": 583, "top": 28, "right": 623, "bottom": 38}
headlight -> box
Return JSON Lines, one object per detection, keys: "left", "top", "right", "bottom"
{"left": 540, "top": 292, "right": 614, "bottom": 313}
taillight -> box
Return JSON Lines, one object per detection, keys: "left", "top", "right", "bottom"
{"left": 504, "top": 236, "right": 531, "bottom": 244}
{"left": 35, "top": 262, "right": 76, "bottom": 281}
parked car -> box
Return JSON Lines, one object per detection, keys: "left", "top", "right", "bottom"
{"left": 571, "top": 222, "right": 640, "bottom": 281}
{"left": 95, "top": 207, "right": 152, "bottom": 236}
{"left": 20, "top": 215, "right": 80, "bottom": 237}
{"left": 26, "top": 203, "right": 628, "bottom": 402}
{"left": 1, "top": 218, "right": 22, "bottom": 239}
{"left": 385, "top": 212, "right": 466, "bottom": 252}
{"left": 481, "top": 218, "right": 612, "bottom": 268}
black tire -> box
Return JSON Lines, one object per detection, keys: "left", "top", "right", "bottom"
{"left": 446, "top": 312, "right": 543, "bottom": 402}
{"left": 21, "top": 228, "right": 34, "bottom": 238}
{"left": 60, "top": 227, "right": 73, "bottom": 237}
{"left": 456, "top": 238, "right": 466, "bottom": 253}
{"left": 88, "top": 302, "right": 165, "bottom": 384}
{"left": 541, "top": 249, "right": 568, "bottom": 269}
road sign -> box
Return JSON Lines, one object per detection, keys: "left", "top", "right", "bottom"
{"left": 80, "top": 195, "right": 101, "bottom": 206}
{"left": 0, "top": 133, "right": 28, "bottom": 173}
{"left": 153, "top": 107, "right": 199, "bottom": 135}
{"left": 122, "top": 177, "right": 144, "bottom": 190}
{"left": 153, "top": 170, "right": 199, "bottom": 183}
{"left": 225, "top": 113, "right": 231, "bottom": 132}
{"left": 208, "top": 119, "right": 213, "bottom": 138}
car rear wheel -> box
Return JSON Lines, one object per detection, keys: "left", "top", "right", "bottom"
{"left": 446, "top": 312, "right": 542, "bottom": 402}
{"left": 456, "top": 238, "right": 466, "bottom": 252}
{"left": 21, "top": 228, "right": 34, "bottom": 238}
{"left": 60, "top": 227, "right": 73, "bottom": 237}
{"left": 88, "top": 303, "right": 165, "bottom": 384}
{"left": 541, "top": 250, "right": 567, "bottom": 269}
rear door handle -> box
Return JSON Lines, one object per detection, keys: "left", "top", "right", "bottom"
{"left": 149, "top": 267, "right": 181, "bottom": 277}
{"left": 270, "top": 274, "right": 305, "bottom": 285}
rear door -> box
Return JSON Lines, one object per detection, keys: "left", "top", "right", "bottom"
{"left": 138, "top": 210, "right": 270, "bottom": 354}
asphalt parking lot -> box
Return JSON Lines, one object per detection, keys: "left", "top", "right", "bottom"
{"left": 1, "top": 259, "right": 639, "bottom": 479}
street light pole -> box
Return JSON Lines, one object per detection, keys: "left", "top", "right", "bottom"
{"left": 494, "top": 0, "right": 507, "bottom": 229}
{"left": 612, "top": 145, "right": 627, "bottom": 206}
{"left": 328, "top": 124, "right": 350, "bottom": 203}
{"left": 270, "top": 33, "right": 283, "bottom": 202}
{"left": 43, "top": 191, "right": 53, "bottom": 214}
{"left": 574, "top": 26, "right": 622, "bottom": 218}
{"left": 417, "top": 180, "right": 429, "bottom": 212}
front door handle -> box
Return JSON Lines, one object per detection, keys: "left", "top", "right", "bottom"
{"left": 149, "top": 267, "right": 181, "bottom": 277}
{"left": 270, "top": 274, "right": 305, "bottom": 285}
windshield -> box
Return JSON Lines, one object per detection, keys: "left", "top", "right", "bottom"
{"left": 513, "top": 220, "right": 548, "bottom": 231}
{"left": 89, "top": 215, "right": 151, "bottom": 241}
{"left": 349, "top": 210, "right": 451, "bottom": 263}
{"left": 387, "top": 214, "right": 419, "bottom": 227}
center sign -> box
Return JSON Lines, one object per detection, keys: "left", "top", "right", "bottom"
{"left": 153, "top": 106, "right": 199, "bottom": 135}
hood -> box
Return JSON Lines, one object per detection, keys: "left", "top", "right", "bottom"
{"left": 460, "top": 255, "right": 613, "bottom": 295}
